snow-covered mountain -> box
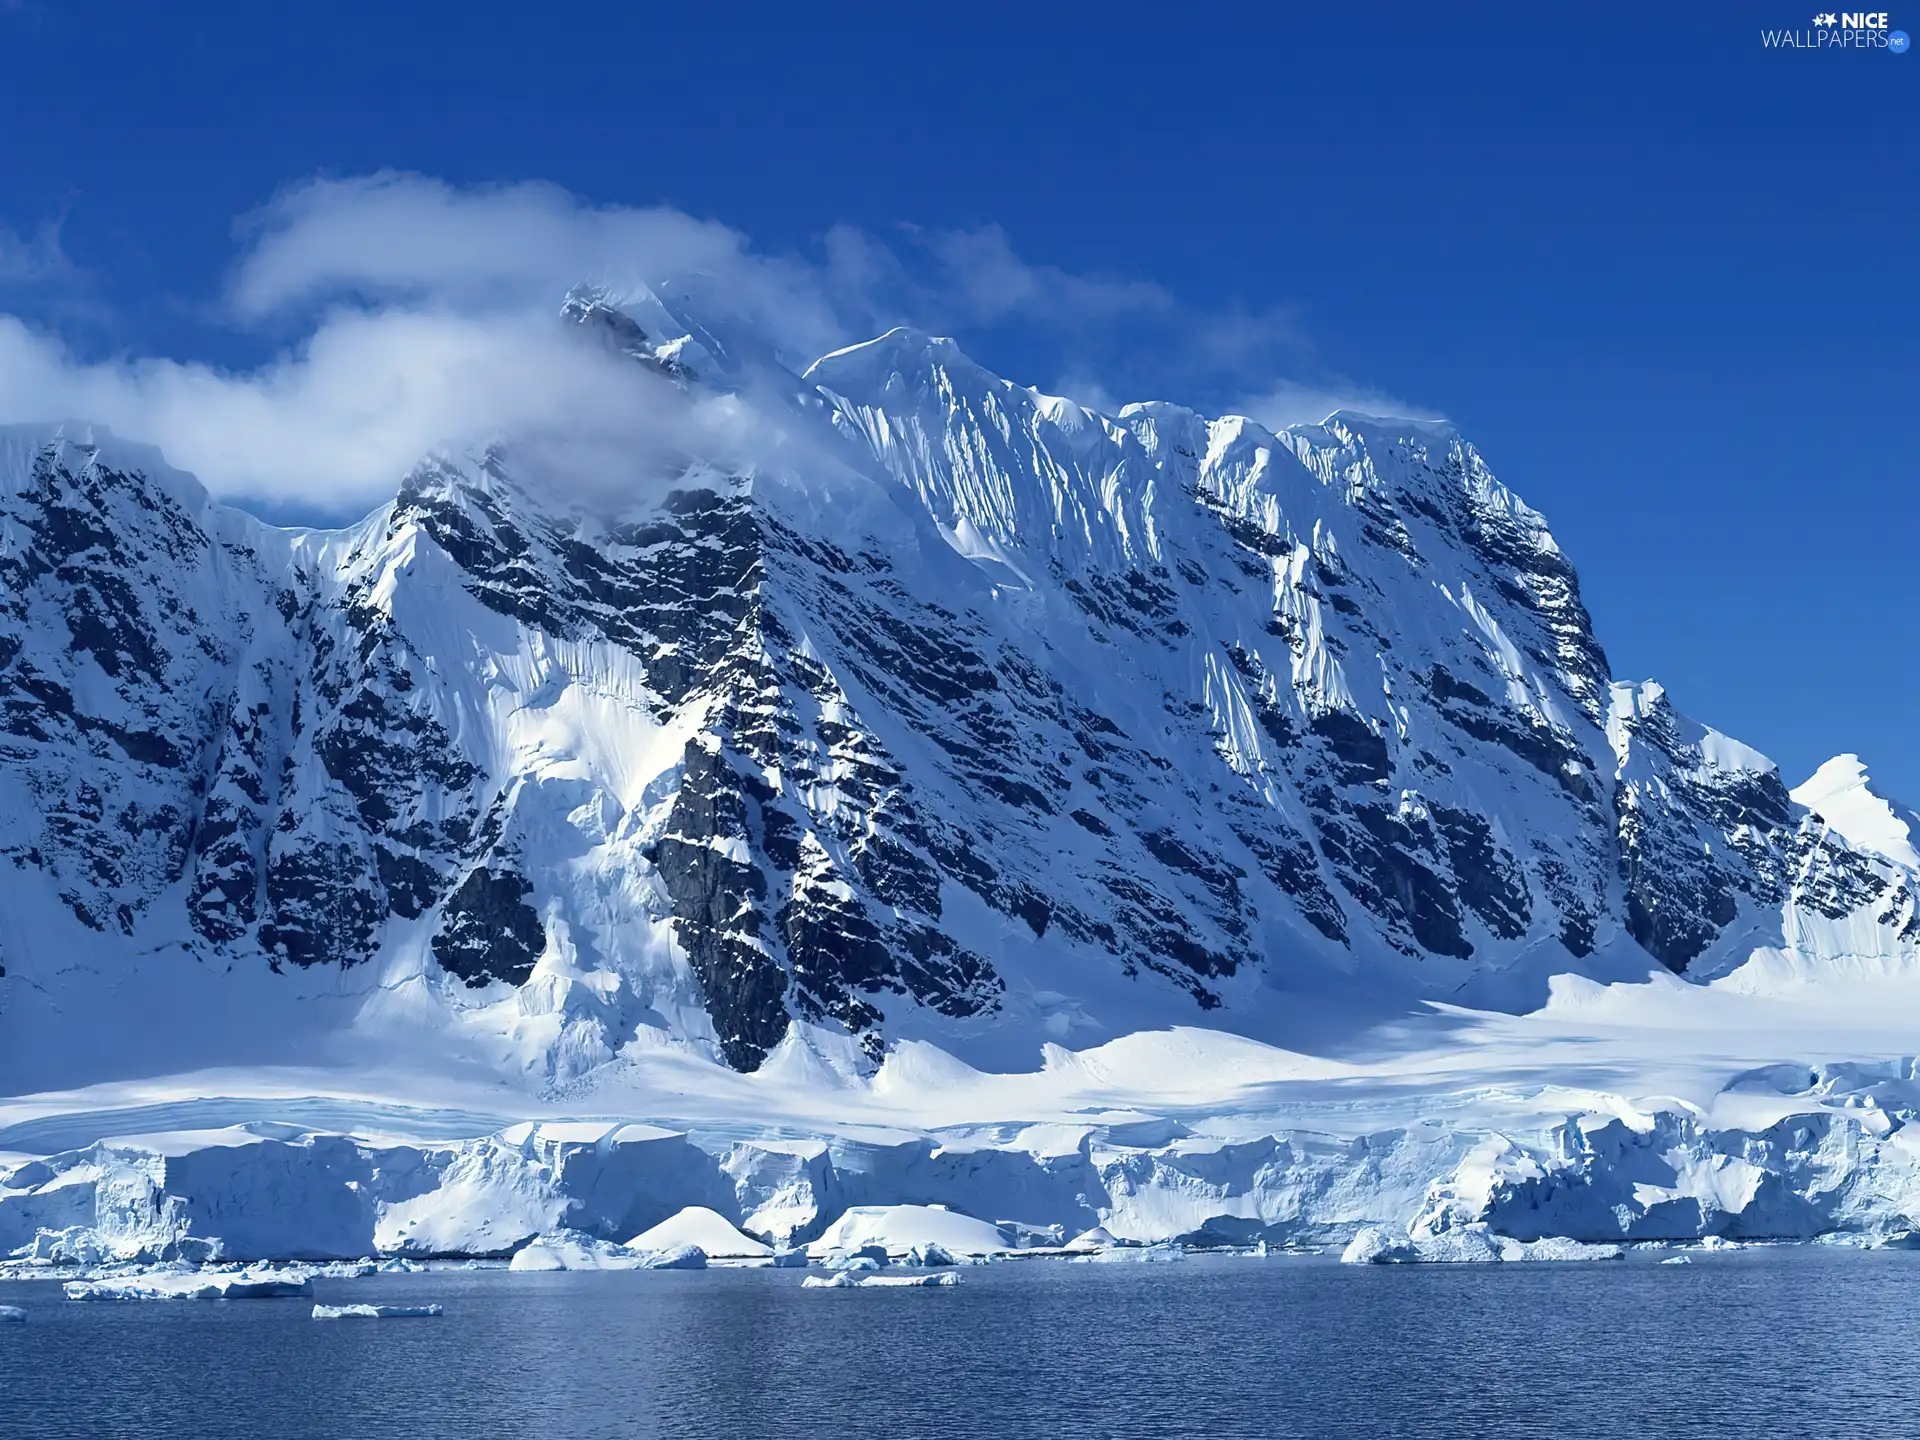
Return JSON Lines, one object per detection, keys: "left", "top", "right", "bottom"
{"left": 2, "top": 287, "right": 1915, "bottom": 1095}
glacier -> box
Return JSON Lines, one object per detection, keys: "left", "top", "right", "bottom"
{"left": 3, "top": 284, "right": 1919, "bottom": 1267}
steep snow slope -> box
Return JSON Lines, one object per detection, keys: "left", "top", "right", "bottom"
{"left": 1, "top": 291, "right": 1915, "bottom": 1105}
{"left": 1794, "top": 755, "right": 1920, "bottom": 872}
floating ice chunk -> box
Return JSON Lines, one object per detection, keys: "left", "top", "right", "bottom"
{"left": 1661, "top": 1256, "right": 1692, "bottom": 1265}
{"left": 64, "top": 1270, "right": 314, "bottom": 1301}
{"left": 802, "top": 1271, "right": 957, "bottom": 1289}
{"left": 0, "top": 1304, "right": 24, "bottom": 1322}
{"left": 508, "top": 1232, "right": 706, "bottom": 1271}
{"left": 768, "top": 1249, "right": 809, "bottom": 1268}
{"left": 905, "top": 1242, "right": 956, "bottom": 1268}
{"left": 1342, "top": 1226, "right": 1620, "bottom": 1264}
{"left": 1072, "top": 1242, "right": 1186, "bottom": 1264}
{"left": 805, "top": 1205, "right": 1011, "bottom": 1259}
{"left": 1400, "top": 1229, "right": 1507, "bottom": 1263}
{"left": 1341, "top": 1227, "right": 1419, "bottom": 1264}
{"left": 823, "top": 1253, "right": 883, "bottom": 1273}
{"left": 310, "top": 1261, "right": 380, "bottom": 1279}
{"left": 1499, "top": 1235, "right": 1622, "bottom": 1263}
{"left": 632, "top": 1244, "right": 706, "bottom": 1270}
{"left": 312, "top": 1303, "right": 443, "bottom": 1319}
{"left": 508, "top": 1235, "right": 604, "bottom": 1272}
{"left": 625, "top": 1206, "right": 770, "bottom": 1259}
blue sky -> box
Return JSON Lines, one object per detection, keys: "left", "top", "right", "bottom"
{"left": 0, "top": 0, "right": 1913, "bottom": 797}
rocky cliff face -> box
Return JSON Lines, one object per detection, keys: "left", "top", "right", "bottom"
{"left": 1, "top": 292, "right": 1914, "bottom": 1089}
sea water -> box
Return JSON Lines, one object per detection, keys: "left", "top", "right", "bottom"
{"left": 1, "top": 1247, "right": 1911, "bottom": 1438}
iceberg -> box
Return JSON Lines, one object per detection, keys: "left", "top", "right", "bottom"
{"left": 802, "top": 1271, "right": 957, "bottom": 1289}
{"left": 632, "top": 1244, "right": 707, "bottom": 1271}
{"left": 1072, "top": 1243, "right": 1186, "bottom": 1264}
{"left": 1341, "top": 1225, "right": 1621, "bottom": 1264}
{"left": 0, "top": 1304, "right": 24, "bottom": 1322}
{"left": 507, "top": 1232, "right": 710, "bottom": 1271}
{"left": 508, "top": 1235, "right": 611, "bottom": 1272}
{"left": 625, "top": 1207, "right": 771, "bottom": 1259}
{"left": 63, "top": 1269, "right": 314, "bottom": 1301}
{"left": 311, "top": 1303, "right": 443, "bottom": 1319}
{"left": 1340, "top": 1228, "right": 1419, "bottom": 1265}
{"left": 806, "top": 1205, "right": 1011, "bottom": 1260}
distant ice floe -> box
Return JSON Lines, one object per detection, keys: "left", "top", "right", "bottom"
{"left": 805, "top": 1205, "right": 1012, "bottom": 1261}
{"left": 508, "top": 1233, "right": 707, "bottom": 1272}
{"left": 312, "top": 1303, "right": 443, "bottom": 1319}
{"left": 1071, "top": 1243, "right": 1186, "bottom": 1264}
{"left": 63, "top": 1269, "right": 315, "bottom": 1301}
{"left": 802, "top": 1271, "right": 958, "bottom": 1289}
{"left": 1340, "top": 1226, "right": 1622, "bottom": 1265}
{"left": 0, "top": 1304, "right": 24, "bottom": 1321}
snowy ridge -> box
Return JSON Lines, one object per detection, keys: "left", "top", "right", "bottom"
{"left": 1793, "top": 755, "right": 1920, "bottom": 873}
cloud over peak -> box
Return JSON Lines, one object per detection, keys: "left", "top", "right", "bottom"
{"left": 0, "top": 173, "right": 1430, "bottom": 514}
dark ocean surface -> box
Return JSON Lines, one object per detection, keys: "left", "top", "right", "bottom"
{"left": 0, "top": 1247, "right": 1905, "bottom": 1438}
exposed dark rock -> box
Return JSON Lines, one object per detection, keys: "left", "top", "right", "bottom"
{"left": 431, "top": 865, "right": 546, "bottom": 987}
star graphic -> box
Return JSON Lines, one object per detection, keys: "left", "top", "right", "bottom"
{"left": 1814, "top": 11, "right": 1838, "bottom": 23}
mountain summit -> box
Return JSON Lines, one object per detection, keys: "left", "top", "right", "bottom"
{"left": 1, "top": 295, "right": 1913, "bottom": 1092}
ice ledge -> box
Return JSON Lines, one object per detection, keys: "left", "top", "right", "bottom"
{"left": 11, "top": 1077, "right": 1920, "bottom": 1270}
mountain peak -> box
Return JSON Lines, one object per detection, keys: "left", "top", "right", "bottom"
{"left": 1793, "top": 754, "right": 1920, "bottom": 871}
{"left": 802, "top": 325, "right": 985, "bottom": 393}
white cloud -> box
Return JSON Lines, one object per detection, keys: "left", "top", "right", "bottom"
{"left": 232, "top": 173, "right": 847, "bottom": 364}
{"left": 0, "top": 217, "right": 79, "bottom": 287}
{"left": 0, "top": 173, "right": 1432, "bottom": 511}
{"left": 0, "top": 308, "right": 810, "bottom": 512}
{"left": 1229, "top": 379, "right": 1446, "bottom": 432}
{"left": 820, "top": 221, "right": 1311, "bottom": 403}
